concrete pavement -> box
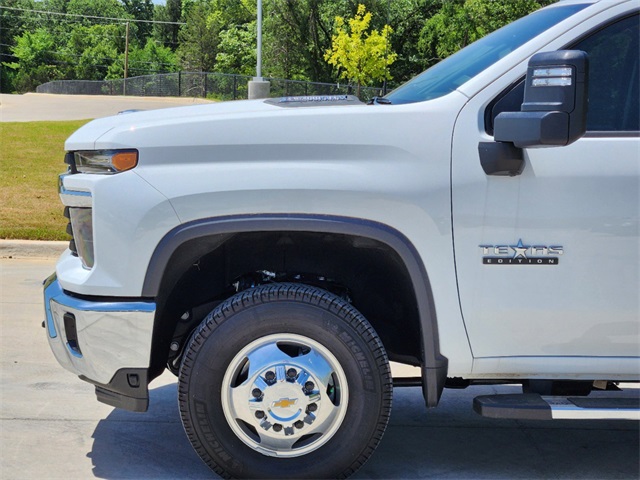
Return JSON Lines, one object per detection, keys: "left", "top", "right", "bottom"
{"left": 0, "top": 93, "right": 212, "bottom": 122}
{"left": 0, "top": 240, "right": 67, "bottom": 259}
{"left": 1, "top": 257, "right": 638, "bottom": 479}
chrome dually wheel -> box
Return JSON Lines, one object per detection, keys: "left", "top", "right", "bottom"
{"left": 179, "top": 283, "right": 392, "bottom": 479}
{"left": 221, "top": 334, "right": 348, "bottom": 457}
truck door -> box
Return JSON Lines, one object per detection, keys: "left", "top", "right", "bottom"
{"left": 452, "top": 13, "right": 639, "bottom": 363}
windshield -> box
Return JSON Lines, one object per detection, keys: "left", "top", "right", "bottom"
{"left": 386, "top": 3, "right": 589, "bottom": 104}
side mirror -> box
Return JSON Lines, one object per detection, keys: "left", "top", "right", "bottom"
{"left": 494, "top": 50, "right": 589, "bottom": 148}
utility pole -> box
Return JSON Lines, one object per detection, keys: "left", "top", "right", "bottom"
{"left": 124, "top": 21, "right": 130, "bottom": 96}
{"left": 383, "top": 0, "right": 390, "bottom": 95}
{"left": 248, "top": 0, "right": 270, "bottom": 99}
{"left": 257, "top": 0, "right": 262, "bottom": 79}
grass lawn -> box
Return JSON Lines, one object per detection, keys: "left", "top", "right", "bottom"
{"left": 0, "top": 120, "right": 90, "bottom": 240}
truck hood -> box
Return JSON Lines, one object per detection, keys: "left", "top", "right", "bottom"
{"left": 65, "top": 96, "right": 364, "bottom": 151}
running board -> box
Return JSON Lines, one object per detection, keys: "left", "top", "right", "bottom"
{"left": 474, "top": 393, "right": 640, "bottom": 420}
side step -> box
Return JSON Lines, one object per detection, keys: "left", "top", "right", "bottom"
{"left": 474, "top": 393, "right": 640, "bottom": 420}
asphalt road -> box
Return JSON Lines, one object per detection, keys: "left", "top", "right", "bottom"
{"left": 1, "top": 257, "right": 638, "bottom": 479}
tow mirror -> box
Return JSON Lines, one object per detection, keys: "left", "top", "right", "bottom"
{"left": 494, "top": 50, "right": 589, "bottom": 148}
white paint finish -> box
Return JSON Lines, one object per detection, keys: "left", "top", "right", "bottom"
{"left": 471, "top": 356, "right": 640, "bottom": 380}
{"left": 57, "top": 171, "right": 180, "bottom": 296}
{"left": 53, "top": 0, "right": 639, "bottom": 382}
{"left": 84, "top": 94, "right": 476, "bottom": 374}
{"left": 451, "top": 2, "right": 639, "bottom": 366}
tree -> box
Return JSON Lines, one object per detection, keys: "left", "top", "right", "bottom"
{"left": 418, "top": 0, "right": 554, "bottom": 67}
{"left": 65, "top": 0, "right": 128, "bottom": 22}
{"left": 122, "top": 0, "right": 155, "bottom": 45}
{"left": 176, "top": 2, "right": 219, "bottom": 71}
{"left": 0, "top": 0, "right": 37, "bottom": 92}
{"left": 153, "top": 0, "right": 182, "bottom": 50}
{"left": 63, "top": 24, "right": 123, "bottom": 80}
{"left": 264, "top": 0, "right": 339, "bottom": 83}
{"left": 215, "top": 23, "right": 256, "bottom": 76}
{"left": 5, "top": 28, "right": 64, "bottom": 92}
{"left": 108, "top": 38, "right": 178, "bottom": 78}
{"left": 262, "top": 6, "right": 307, "bottom": 81}
{"left": 324, "top": 4, "right": 396, "bottom": 96}
{"left": 176, "top": 0, "right": 254, "bottom": 73}
{"left": 383, "top": 0, "right": 441, "bottom": 84}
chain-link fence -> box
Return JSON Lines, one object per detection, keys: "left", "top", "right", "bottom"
{"left": 36, "top": 72, "right": 383, "bottom": 102}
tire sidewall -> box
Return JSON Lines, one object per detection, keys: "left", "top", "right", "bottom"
{"left": 181, "top": 295, "right": 390, "bottom": 479}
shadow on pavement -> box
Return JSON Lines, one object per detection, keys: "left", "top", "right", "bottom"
{"left": 89, "top": 384, "right": 640, "bottom": 480}
{"left": 89, "top": 383, "right": 214, "bottom": 479}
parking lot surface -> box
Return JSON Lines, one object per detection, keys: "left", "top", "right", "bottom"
{"left": 1, "top": 257, "right": 638, "bottom": 479}
{"left": 0, "top": 93, "right": 211, "bottom": 122}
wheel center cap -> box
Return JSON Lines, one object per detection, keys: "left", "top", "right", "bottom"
{"left": 262, "top": 379, "right": 304, "bottom": 422}
{"left": 272, "top": 397, "right": 298, "bottom": 409}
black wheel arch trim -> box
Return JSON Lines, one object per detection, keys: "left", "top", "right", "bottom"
{"left": 143, "top": 213, "right": 448, "bottom": 407}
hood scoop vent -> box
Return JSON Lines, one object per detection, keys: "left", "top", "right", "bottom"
{"left": 265, "top": 95, "right": 363, "bottom": 108}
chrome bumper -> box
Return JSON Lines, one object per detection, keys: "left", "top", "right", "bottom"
{"left": 43, "top": 274, "right": 156, "bottom": 387}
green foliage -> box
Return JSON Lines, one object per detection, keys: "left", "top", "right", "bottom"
{"left": 383, "top": 0, "right": 440, "bottom": 84}
{"left": 419, "top": 0, "right": 555, "bottom": 66}
{"left": 5, "top": 28, "right": 64, "bottom": 92}
{"left": 215, "top": 23, "right": 256, "bottom": 76}
{"left": 153, "top": 0, "right": 182, "bottom": 50}
{"left": 0, "top": 0, "right": 549, "bottom": 93}
{"left": 107, "top": 38, "right": 179, "bottom": 78}
{"left": 0, "top": 0, "right": 37, "bottom": 91}
{"left": 325, "top": 4, "right": 396, "bottom": 94}
{"left": 63, "top": 24, "right": 122, "bottom": 80}
{"left": 122, "top": 0, "right": 154, "bottom": 43}
{"left": 263, "top": 0, "right": 339, "bottom": 83}
{"left": 261, "top": 2, "right": 305, "bottom": 81}
{"left": 176, "top": 2, "right": 219, "bottom": 71}
{"left": 66, "top": 0, "right": 128, "bottom": 22}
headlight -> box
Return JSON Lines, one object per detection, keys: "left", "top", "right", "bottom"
{"left": 67, "top": 150, "right": 138, "bottom": 174}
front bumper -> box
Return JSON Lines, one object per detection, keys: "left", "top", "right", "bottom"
{"left": 43, "top": 274, "right": 156, "bottom": 411}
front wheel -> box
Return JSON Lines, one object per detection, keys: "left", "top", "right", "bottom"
{"left": 179, "top": 283, "right": 392, "bottom": 479}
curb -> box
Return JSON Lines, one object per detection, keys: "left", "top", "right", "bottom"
{"left": 0, "top": 240, "right": 68, "bottom": 259}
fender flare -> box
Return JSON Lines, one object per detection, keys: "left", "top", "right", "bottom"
{"left": 143, "top": 214, "right": 448, "bottom": 406}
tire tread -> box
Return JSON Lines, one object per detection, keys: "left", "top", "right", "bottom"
{"left": 179, "top": 283, "right": 392, "bottom": 479}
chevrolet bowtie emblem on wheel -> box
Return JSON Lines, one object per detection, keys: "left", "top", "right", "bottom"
{"left": 272, "top": 398, "right": 298, "bottom": 409}
{"left": 479, "top": 239, "right": 563, "bottom": 265}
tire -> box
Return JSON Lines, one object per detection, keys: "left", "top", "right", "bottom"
{"left": 179, "top": 283, "right": 392, "bottom": 479}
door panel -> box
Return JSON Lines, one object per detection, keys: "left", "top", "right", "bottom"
{"left": 452, "top": 13, "right": 639, "bottom": 361}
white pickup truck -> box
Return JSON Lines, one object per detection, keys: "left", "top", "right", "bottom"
{"left": 44, "top": 1, "right": 639, "bottom": 477}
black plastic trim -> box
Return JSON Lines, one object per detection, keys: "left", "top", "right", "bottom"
{"left": 63, "top": 313, "right": 81, "bottom": 355}
{"left": 473, "top": 394, "right": 553, "bottom": 420}
{"left": 479, "top": 141, "right": 525, "bottom": 176}
{"left": 80, "top": 368, "right": 149, "bottom": 412}
{"left": 143, "top": 214, "right": 448, "bottom": 407}
{"left": 484, "top": 10, "right": 640, "bottom": 137}
{"left": 583, "top": 131, "right": 640, "bottom": 138}
{"left": 393, "top": 377, "right": 423, "bottom": 388}
{"left": 64, "top": 152, "right": 77, "bottom": 174}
